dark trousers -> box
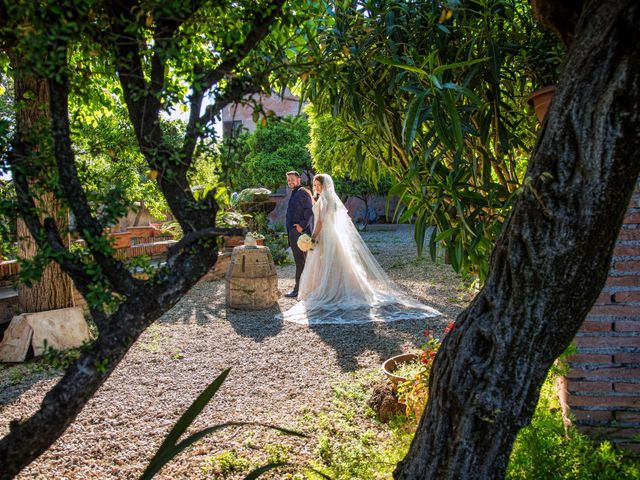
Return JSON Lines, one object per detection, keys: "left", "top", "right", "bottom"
{"left": 288, "top": 228, "right": 306, "bottom": 291}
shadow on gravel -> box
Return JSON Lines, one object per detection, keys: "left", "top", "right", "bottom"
{"left": 0, "top": 371, "right": 59, "bottom": 407}
{"left": 225, "top": 303, "right": 285, "bottom": 341}
{"left": 309, "top": 315, "right": 449, "bottom": 372}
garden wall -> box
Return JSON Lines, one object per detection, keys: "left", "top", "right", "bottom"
{"left": 565, "top": 184, "right": 640, "bottom": 453}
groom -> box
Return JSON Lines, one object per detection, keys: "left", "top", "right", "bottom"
{"left": 285, "top": 171, "right": 313, "bottom": 298}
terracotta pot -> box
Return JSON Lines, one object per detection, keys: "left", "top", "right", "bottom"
{"left": 527, "top": 85, "right": 556, "bottom": 123}
{"left": 382, "top": 352, "right": 419, "bottom": 385}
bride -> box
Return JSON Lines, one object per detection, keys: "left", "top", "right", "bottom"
{"left": 279, "top": 173, "right": 440, "bottom": 325}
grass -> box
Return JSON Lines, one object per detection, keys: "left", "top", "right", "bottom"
{"left": 137, "top": 322, "right": 164, "bottom": 353}
{"left": 301, "top": 369, "right": 414, "bottom": 480}
{"left": 301, "top": 369, "right": 640, "bottom": 480}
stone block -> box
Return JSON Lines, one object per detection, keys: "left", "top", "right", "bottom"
{"left": 28, "top": 307, "right": 90, "bottom": 356}
{"left": 0, "top": 314, "right": 32, "bottom": 362}
{"left": 0, "top": 306, "right": 90, "bottom": 362}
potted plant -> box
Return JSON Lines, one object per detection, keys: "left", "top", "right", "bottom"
{"left": 217, "top": 211, "right": 249, "bottom": 250}
{"left": 520, "top": 28, "right": 565, "bottom": 122}
{"left": 381, "top": 322, "right": 455, "bottom": 418}
{"left": 245, "top": 232, "right": 265, "bottom": 247}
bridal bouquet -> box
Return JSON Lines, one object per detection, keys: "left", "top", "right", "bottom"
{"left": 297, "top": 233, "right": 314, "bottom": 252}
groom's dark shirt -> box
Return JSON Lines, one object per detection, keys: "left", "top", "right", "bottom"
{"left": 286, "top": 186, "right": 313, "bottom": 234}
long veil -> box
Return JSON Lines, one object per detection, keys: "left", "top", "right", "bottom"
{"left": 279, "top": 174, "right": 440, "bottom": 325}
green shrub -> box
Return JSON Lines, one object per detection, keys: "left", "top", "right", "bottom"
{"left": 203, "top": 450, "right": 250, "bottom": 478}
{"left": 507, "top": 375, "right": 640, "bottom": 480}
{"left": 265, "top": 234, "right": 291, "bottom": 265}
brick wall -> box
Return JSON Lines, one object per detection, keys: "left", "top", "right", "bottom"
{"left": 565, "top": 187, "right": 640, "bottom": 453}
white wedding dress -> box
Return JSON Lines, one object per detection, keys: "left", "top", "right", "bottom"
{"left": 279, "top": 174, "right": 440, "bottom": 325}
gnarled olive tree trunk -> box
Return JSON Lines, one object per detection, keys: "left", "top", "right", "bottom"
{"left": 395, "top": 0, "right": 640, "bottom": 478}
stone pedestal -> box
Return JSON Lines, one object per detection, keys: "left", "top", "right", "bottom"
{"left": 225, "top": 246, "right": 279, "bottom": 309}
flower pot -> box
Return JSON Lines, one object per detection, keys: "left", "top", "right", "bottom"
{"left": 527, "top": 85, "right": 556, "bottom": 123}
{"left": 382, "top": 352, "right": 419, "bottom": 385}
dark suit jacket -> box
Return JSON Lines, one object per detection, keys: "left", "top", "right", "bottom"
{"left": 286, "top": 187, "right": 313, "bottom": 234}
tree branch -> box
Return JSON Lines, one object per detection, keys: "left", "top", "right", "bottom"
{"left": 48, "top": 74, "right": 145, "bottom": 296}
{"left": 181, "top": 0, "right": 287, "bottom": 160}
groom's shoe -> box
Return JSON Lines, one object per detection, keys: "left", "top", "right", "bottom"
{"left": 285, "top": 290, "right": 298, "bottom": 298}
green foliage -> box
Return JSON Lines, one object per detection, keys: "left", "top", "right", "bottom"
{"left": 265, "top": 233, "right": 291, "bottom": 265}
{"left": 228, "top": 116, "right": 313, "bottom": 190}
{"left": 305, "top": 367, "right": 639, "bottom": 480}
{"left": 305, "top": 0, "right": 564, "bottom": 283}
{"left": 507, "top": 374, "right": 640, "bottom": 480}
{"left": 305, "top": 370, "right": 412, "bottom": 479}
{"left": 0, "top": 178, "right": 16, "bottom": 259}
{"left": 203, "top": 450, "right": 251, "bottom": 479}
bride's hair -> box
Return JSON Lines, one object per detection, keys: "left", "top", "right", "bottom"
{"left": 313, "top": 174, "right": 326, "bottom": 200}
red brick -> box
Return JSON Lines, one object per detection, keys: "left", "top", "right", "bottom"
{"left": 580, "top": 320, "right": 613, "bottom": 332}
{"left": 615, "top": 260, "right": 640, "bottom": 271}
{"left": 606, "top": 276, "right": 640, "bottom": 287}
{"left": 568, "top": 381, "right": 613, "bottom": 392}
{"left": 569, "top": 367, "right": 640, "bottom": 379}
{"left": 624, "top": 213, "right": 640, "bottom": 224}
{"left": 575, "top": 335, "right": 640, "bottom": 348}
{"left": 0, "top": 260, "right": 18, "bottom": 280}
{"left": 618, "top": 229, "right": 640, "bottom": 241}
{"left": 595, "top": 293, "right": 613, "bottom": 305}
{"left": 572, "top": 410, "right": 614, "bottom": 422}
{"left": 613, "top": 291, "right": 640, "bottom": 303}
{"left": 589, "top": 304, "right": 640, "bottom": 316}
{"left": 615, "top": 383, "right": 640, "bottom": 393}
{"left": 571, "top": 396, "right": 640, "bottom": 408}
{"left": 614, "top": 246, "right": 640, "bottom": 256}
{"left": 629, "top": 195, "right": 640, "bottom": 208}
{"left": 615, "top": 320, "right": 640, "bottom": 332}
{"left": 577, "top": 426, "right": 640, "bottom": 439}
{"left": 616, "top": 411, "right": 640, "bottom": 422}
{"left": 614, "top": 352, "right": 640, "bottom": 363}
{"left": 615, "top": 442, "right": 640, "bottom": 455}
{"left": 569, "top": 353, "right": 613, "bottom": 364}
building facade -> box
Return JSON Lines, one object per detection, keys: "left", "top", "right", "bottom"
{"left": 221, "top": 87, "right": 303, "bottom": 137}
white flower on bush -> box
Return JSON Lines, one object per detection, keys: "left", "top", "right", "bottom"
{"left": 297, "top": 233, "right": 314, "bottom": 252}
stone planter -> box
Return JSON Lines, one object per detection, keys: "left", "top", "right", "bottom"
{"left": 225, "top": 245, "right": 280, "bottom": 309}
{"left": 382, "top": 352, "right": 419, "bottom": 385}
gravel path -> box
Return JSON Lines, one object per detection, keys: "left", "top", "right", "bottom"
{"left": 0, "top": 226, "right": 467, "bottom": 479}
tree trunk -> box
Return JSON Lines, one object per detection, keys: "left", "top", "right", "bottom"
{"left": 11, "top": 55, "right": 74, "bottom": 313}
{"left": 395, "top": 1, "right": 640, "bottom": 478}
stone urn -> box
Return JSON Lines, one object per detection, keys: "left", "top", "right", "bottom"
{"left": 225, "top": 245, "right": 280, "bottom": 309}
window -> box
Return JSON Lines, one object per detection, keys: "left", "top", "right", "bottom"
{"left": 223, "top": 120, "right": 243, "bottom": 138}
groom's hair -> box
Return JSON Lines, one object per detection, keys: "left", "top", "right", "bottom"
{"left": 286, "top": 170, "right": 300, "bottom": 177}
